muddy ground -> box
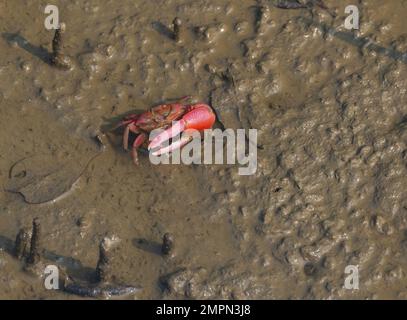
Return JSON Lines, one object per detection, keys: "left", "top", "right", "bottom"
{"left": 0, "top": 0, "right": 406, "bottom": 299}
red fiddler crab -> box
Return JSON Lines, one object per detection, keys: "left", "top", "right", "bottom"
{"left": 115, "top": 97, "right": 216, "bottom": 164}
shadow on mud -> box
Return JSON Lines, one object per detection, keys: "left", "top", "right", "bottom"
{"left": 0, "top": 235, "right": 14, "bottom": 255}
{"left": 2, "top": 32, "right": 53, "bottom": 65}
{"left": 152, "top": 21, "right": 175, "bottom": 40}
{"left": 0, "top": 234, "right": 96, "bottom": 282}
{"left": 101, "top": 109, "right": 147, "bottom": 133}
{"left": 132, "top": 238, "right": 162, "bottom": 255}
{"left": 298, "top": 16, "right": 407, "bottom": 64}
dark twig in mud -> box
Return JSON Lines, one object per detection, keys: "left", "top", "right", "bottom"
{"left": 274, "top": 0, "right": 336, "bottom": 17}
{"left": 63, "top": 282, "right": 140, "bottom": 298}
{"left": 14, "top": 228, "right": 30, "bottom": 260}
{"left": 275, "top": 0, "right": 307, "bottom": 9}
{"left": 172, "top": 17, "right": 183, "bottom": 43}
{"left": 51, "top": 23, "right": 72, "bottom": 70}
{"left": 26, "top": 218, "right": 42, "bottom": 266}
{"left": 161, "top": 233, "right": 174, "bottom": 256}
{"left": 93, "top": 134, "right": 106, "bottom": 151}
{"left": 95, "top": 237, "right": 113, "bottom": 283}
{"left": 255, "top": 6, "right": 271, "bottom": 34}
{"left": 23, "top": 218, "right": 46, "bottom": 276}
{"left": 63, "top": 236, "right": 141, "bottom": 298}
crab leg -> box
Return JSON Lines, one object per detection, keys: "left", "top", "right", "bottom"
{"left": 149, "top": 120, "right": 186, "bottom": 150}
{"left": 123, "top": 123, "right": 139, "bottom": 151}
{"left": 123, "top": 125, "right": 130, "bottom": 150}
{"left": 113, "top": 114, "right": 140, "bottom": 130}
{"left": 148, "top": 104, "right": 215, "bottom": 150}
{"left": 150, "top": 129, "right": 197, "bottom": 156}
{"left": 131, "top": 133, "right": 147, "bottom": 165}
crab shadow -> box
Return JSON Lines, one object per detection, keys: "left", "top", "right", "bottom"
{"left": 101, "top": 109, "right": 146, "bottom": 157}
{"left": 2, "top": 32, "right": 53, "bottom": 65}
{"left": 101, "top": 109, "right": 145, "bottom": 133}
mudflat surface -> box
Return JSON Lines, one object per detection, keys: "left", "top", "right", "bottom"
{"left": 0, "top": 0, "right": 406, "bottom": 299}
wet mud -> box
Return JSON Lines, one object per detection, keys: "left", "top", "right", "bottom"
{"left": 0, "top": 0, "right": 406, "bottom": 299}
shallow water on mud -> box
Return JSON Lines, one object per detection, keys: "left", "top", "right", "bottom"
{"left": 0, "top": 0, "right": 406, "bottom": 299}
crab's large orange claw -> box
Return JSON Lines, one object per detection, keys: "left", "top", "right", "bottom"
{"left": 148, "top": 104, "right": 215, "bottom": 152}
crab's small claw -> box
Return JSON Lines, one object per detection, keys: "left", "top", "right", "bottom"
{"left": 148, "top": 104, "right": 215, "bottom": 152}
{"left": 148, "top": 120, "right": 186, "bottom": 150}
{"left": 150, "top": 129, "right": 198, "bottom": 156}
